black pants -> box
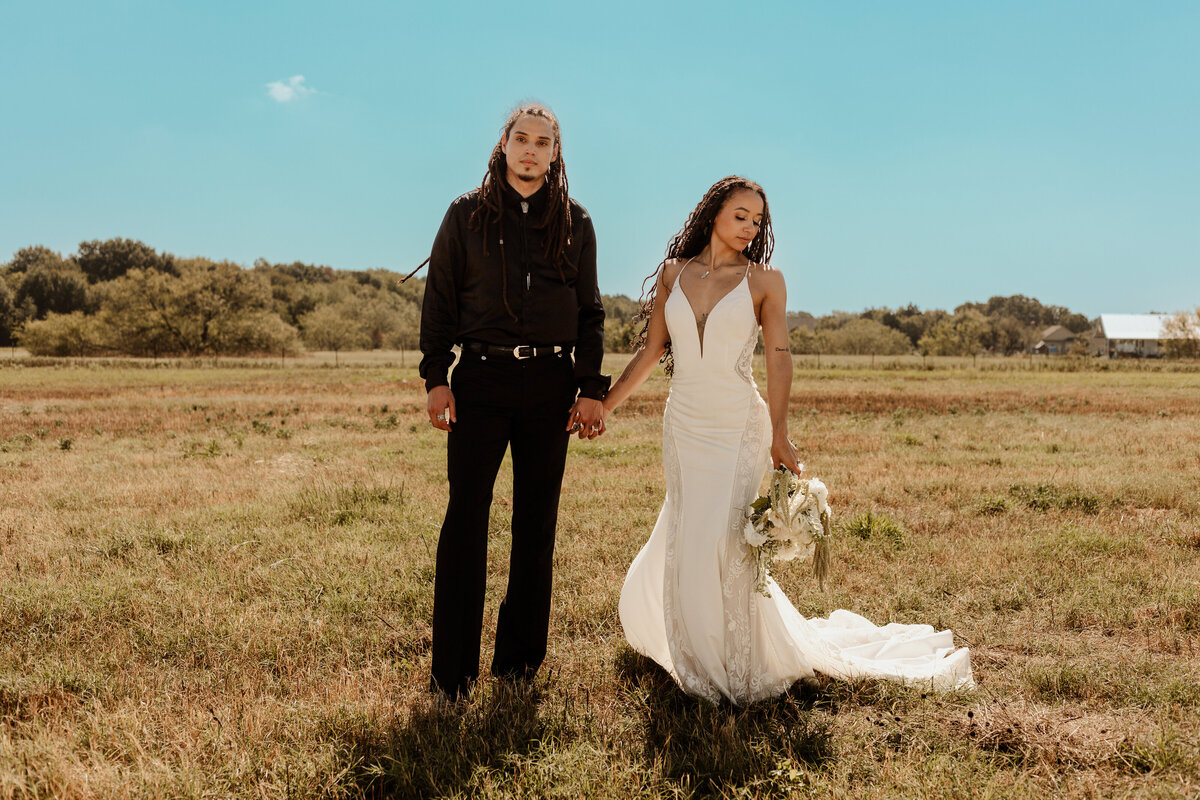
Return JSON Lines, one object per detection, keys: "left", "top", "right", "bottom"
{"left": 430, "top": 349, "right": 575, "bottom": 699}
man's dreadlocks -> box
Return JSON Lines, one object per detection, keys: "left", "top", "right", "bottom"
{"left": 468, "top": 103, "right": 575, "bottom": 322}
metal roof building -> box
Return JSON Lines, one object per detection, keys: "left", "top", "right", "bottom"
{"left": 1093, "top": 314, "right": 1169, "bottom": 357}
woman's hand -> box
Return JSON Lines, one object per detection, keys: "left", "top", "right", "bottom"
{"left": 567, "top": 397, "right": 607, "bottom": 439}
{"left": 771, "top": 431, "right": 802, "bottom": 474}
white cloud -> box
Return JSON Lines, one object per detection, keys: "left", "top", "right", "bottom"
{"left": 266, "top": 75, "right": 316, "bottom": 103}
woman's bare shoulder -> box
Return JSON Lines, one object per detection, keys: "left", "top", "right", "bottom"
{"left": 661, "top": 258, "right": 686, "bottom": 288}
{"left": 748, "top": 261, "right": 786, "bottom": 287}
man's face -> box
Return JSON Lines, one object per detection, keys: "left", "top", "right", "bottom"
{"left": 501, "top": 115, "right": 558, "bottom": 187}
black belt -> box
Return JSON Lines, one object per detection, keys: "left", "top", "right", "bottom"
{"left": 462, "top": 342, "right": 566, "bottom": 360}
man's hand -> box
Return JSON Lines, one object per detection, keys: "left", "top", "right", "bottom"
{"left": 566, "top": 397, "right": 607, "bottom": 440}
{"left": 427, "top": 385, "right": 456, "bottom": 432}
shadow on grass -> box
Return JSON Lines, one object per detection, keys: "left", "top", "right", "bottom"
{"left": 614, "top": 647, "right": 837, "bottom": 795}
{"left": 331, "top": 682, "right": 545, "bottom": 799}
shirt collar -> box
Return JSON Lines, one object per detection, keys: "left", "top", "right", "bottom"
{"left": 502, "top": 179, "right": 549, "bottom": 216}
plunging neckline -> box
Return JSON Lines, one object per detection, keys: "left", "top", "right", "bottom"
{"left": 675, "top": 260, "right": 751, "bottom": 357}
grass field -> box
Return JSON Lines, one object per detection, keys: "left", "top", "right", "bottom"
{"left": 1, "top": 351, "right": 1198, "bottom": 799}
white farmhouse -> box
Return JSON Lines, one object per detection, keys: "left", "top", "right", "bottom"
{"left": 1090, "top": 314, "right": 1169, "bottom": 357}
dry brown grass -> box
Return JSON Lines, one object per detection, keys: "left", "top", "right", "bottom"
{"left": 1, "top": 351, "right": 1198, "bottom": 798}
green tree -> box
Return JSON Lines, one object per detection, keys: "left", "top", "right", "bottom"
{"left": 787, "top": 310, "right": 817, "bottom": 332}
{"left": 601, "top": 293, "right": 643, "bottom": 354}
{"left": 1056, "top": 312, "right": 1092, "bottom": 334}
{"left": 211, "top": 310, "right": 302, "bottom": 357}
{"left": 788, "top": 326, "right": 820, "bottom": 354}
{"left": 254, "top": 258, "right": 335, "bottom": 325}
{"left": 99, "top": 260, "right": 298, "bottom": 356}
{"left": 300, "top": 304, "right": 370, "bottom": 364}
{"left": 897, "top": 307, "right": 947, "bottom": 348}
{"left": 918, "top": 309, "right": 989, "bottom": 356}
{"left": 18, "top": 311, "right": 100, "bottom": 357}
{"left": 6, "top": 245, "right": 65, "bottom": 275}
{"left": 0, "top": 277, "right": 15, "bottom": 346}
{"left": 817, "top": 318, "right": 912, "bottom": 355}
{"left": 815, "top": 311, "right": 858, "bottom": 331}
{"left": 604, "top": 317, "right": 640, "bottom": 353}
{"left": 14, "top": 261, "right": 91, "bottom": 319}
{"left": 385, "top": 300, "right": 421, "bottom": 356}
{"left": 982, "top": 315, "right": 1032, "bottom": 354}
{"left": 1161, "top": 309, "right": 1200, "bottom": 358}
{"left": 358, "top": 295, "right": 403, "bottom": 349}
{"left": 75, "top": 238, "right": 175, "bottom": 284}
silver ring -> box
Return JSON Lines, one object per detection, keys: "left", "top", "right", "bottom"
{"left": 436, "top": 413, "right": 447, "bottom": 421}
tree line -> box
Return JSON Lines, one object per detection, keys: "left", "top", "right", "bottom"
{"left": 1, "top": 240, "right": 421, "bottom": 358}
{"left": 5, "top": 239, "right": 1197, "bottom": 359}
{"left": 601, "top": 294, "right": 1098, "bottom": 357}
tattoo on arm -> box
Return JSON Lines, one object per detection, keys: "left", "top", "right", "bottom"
{"left": 615, "top": 350, "right": 644, "bottom": 386}
{"left": 774, "top": 347, "right": 789, "bottom": 352}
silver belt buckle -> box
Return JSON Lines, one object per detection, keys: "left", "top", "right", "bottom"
{"left": 512, "top": 345, "right": 532, "bottom": 360}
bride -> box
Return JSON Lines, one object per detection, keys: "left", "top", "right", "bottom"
{"left": 599, "top": 176, "right": 973, "bottom": 704}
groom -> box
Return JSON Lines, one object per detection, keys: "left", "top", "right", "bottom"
{"left": 419, "top": 103, "right": 609, "bottom": 700}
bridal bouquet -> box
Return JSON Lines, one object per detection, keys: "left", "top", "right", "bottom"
{"left": 743, "top": 466, "right": 833, "bottom": 597}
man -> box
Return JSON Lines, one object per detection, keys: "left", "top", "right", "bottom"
{"left": 419, "top": 103, "right": 608, "bottom": 700}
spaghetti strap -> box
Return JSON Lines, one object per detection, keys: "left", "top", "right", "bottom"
{"left": 672, "top": 256, "right": 697, "bottom": 290}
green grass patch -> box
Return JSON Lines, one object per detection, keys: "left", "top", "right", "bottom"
{"left": 840, "top": 511, "right": 907, "bottom": 548}
{"left": 1008, "top": 483, "right": 1105, "bottom": 514}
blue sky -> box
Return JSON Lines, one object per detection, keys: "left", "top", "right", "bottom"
{"left": 2, "top": 1, "right": 1197, "bottom": 316}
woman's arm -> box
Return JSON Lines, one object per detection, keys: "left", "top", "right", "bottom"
{"left": 603, "top": 268, "right": 673, "bottom": 414}
{"left": 759, "top": 268, "right": 802, "bottom": 473}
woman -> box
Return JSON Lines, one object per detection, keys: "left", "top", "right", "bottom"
{"left": 601, "top": 176, "right": 973, "bottom": 704}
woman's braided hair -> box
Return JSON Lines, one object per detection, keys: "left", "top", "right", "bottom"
{"left": 633, "top": 176, "right": 775, "bottom": 372}
{"left": 468, "top": 103, "right": 574, "bottom": 321}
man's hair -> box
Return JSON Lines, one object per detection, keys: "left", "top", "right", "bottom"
{"left": 634, "top": 175, "right": 775, "bottom": 373}
{"left": 469, "top": 102, "right": 574, "bottom": 322}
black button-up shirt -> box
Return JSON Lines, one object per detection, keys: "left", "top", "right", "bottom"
{"left": 419, "top": 182, "right": 609, "bottom": 400}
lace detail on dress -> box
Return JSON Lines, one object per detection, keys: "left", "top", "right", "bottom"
{"left": 661, "top": 408, "right": 721, "bottom": 703}
{"left": 719, "top": 321, "right": 777, "bottom": 704}
{"left": 734, "top": 321, "right": 756, "bottom": 386}
{"left": 620, "top": 267, "right": 974, "bottom": 705}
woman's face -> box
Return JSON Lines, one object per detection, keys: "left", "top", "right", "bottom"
{"left": 711, "top": 188, "right": 764, "bottom": 255}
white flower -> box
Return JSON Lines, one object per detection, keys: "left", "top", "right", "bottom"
{"left": 743, "top": 520, "right": 769, "bottom": 548}
{"left": 776, "top": 541, "right": 802, "bottom": 562}
{"left": 745, "top": 467, "right": 834, "bottom": 596}
{"left": 803, "top": 508, "right": 823, "bottom": 538}
{"left": 807, "top": 478, "right": 829, "bottom": 516}
{"left": 775, "top": 522, "right": 800, "bottom": 545}
{"left": 787, "top": 491, "right": 810, "bottom": 519}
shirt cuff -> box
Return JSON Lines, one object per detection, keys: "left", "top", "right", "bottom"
{"left": 577, "top": 375, "right": 611, "bottom": 401}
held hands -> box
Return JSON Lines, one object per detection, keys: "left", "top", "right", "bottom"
{"left": 566, "top": 397, "right": 608, "bottom": 440}
{"left": 771, "top": 431, "right": 802, "bottom": 474}
{"left": 427, "top": 385, "right": 456, "bottom": 432}
{"left": 428, "top": 388, "right": 609, "bottom": 439}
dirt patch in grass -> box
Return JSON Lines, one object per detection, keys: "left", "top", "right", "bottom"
{"left": 952, "top": 700, "right": 1136, "bottom": 770}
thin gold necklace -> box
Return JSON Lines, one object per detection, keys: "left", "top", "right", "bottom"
{"left": 700, "top": 252, "right": 744, "bottom": 279}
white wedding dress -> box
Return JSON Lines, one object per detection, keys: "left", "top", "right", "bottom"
{"left": 619, "top": 263, "right": 974, "bottom": 704}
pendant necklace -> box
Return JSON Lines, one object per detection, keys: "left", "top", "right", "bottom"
{"left": 701, "top": 252, "right": 747, "bottom": 279}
